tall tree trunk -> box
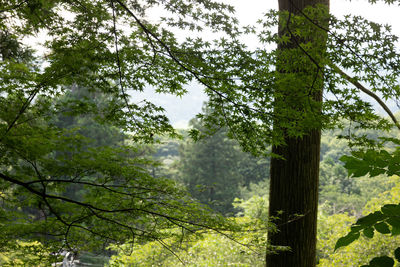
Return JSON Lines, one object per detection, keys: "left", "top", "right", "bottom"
{"left": 266, "top": 0, "right": 329, "bottom": 266}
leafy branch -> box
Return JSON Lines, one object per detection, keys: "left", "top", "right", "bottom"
{"left": 335, "top": 144, "right": 400, "bottom": 266}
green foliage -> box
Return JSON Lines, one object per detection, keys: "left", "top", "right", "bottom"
{"left": 336, "top": 141, "right": 400, "bottom": 256}
{"left": 318, "top": 178, "right": 400, "bottom": 266}
{"left": 317, "top": 212, "right": 356, "bottom": 264}
{"left": 190, "top": 4, "right": 400, "bottom": 156}
{"left": 327, "top": 176, "right": 400, "bottom": 266}
{"left": 0, "top": 0, "right": 241, "bottom": 257}
{"left": 0, "top": 240, "right": 58, "bottom": 266}
{"left": 178, "top": 111, "right": 269, "bottom": 215}
{"left": 334, "top": 184, "right": 400, "bottom": 252}
{"left": 108, "top": 224, "right": 266, "bottom": 267}
{"left": 233, "top": 195, "right": 269, "bottom": 222}
{"left": 362, "top": 256, "right": 395, "bottom": 267}
{"left": 108, "top": 197, "right": 273, "bottom": 267}
{"left": 318, "top": 131, "right": 394, "bottom": 216}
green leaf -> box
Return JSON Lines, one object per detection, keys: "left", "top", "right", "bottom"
{"left": 369, "top": 256, "right": 394, "bottom": 267}
{"left": 352, "top": 166, "right": 370, "bottom": 177}
{"left": 339, "top": 155, "right": 354, "bottom": 165}
{"left": 350, "top": 224, "right": 364, "bottom": 232}
{"left": 386, "top": 217, "right": 400, "bottom": 227}
{"left": 387, "top": 162, "right": 400, "bottom": 176}
{"left": 369, "top": 168, "right": 386, "bottom": 177}
{"left": 334, "top": 232, "right": 360, "bottom": 251}
{"left": 363, "top": 227, "right": 374, "bottom": 238}
{"left": 356, "top": 211, "right": 385, "bottom": 227}
{"left": 375, "top": 159, "right": 387, "bottom": 168}
{"left": 386, "top": 217, "right": 400, "bottom": 236}
{"left": 364, "top": 149, "right": 378, "bottom": 162}
{"left": 391, "top": 227, "right": 400, "bottom": 236}
{"left": 381, "top": 204, "right": 400, "bottom": 216}
{"left": 340, "top": 155, "right": 371, "bottom": 177}
{"left": 374, "top": 222, "right": 391, "bottom": 234}
{"left": 394, "top": 247, "right": 400, "bottom": 262}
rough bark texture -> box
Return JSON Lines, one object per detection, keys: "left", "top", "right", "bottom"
{"left": 267, "top": 132, "right": 321, "bottom": 266}
{"left": 266, "top": 0, "right": 329, "bottom": 266}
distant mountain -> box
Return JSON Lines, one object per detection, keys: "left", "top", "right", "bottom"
{"left": 129, "top": 82, "right": 207, "bottom": 129}
{"left": 130, "top": 82, "right": 399, "bottom": 129}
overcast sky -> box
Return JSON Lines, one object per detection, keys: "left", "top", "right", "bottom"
{"left": 137, "top": 0, "right": 400, "bottom": 128}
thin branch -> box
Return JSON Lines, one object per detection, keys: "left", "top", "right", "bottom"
{"left": 285, "top": 11, "right": 323, "bottom": 114}
{"left": 0, "top": 87, "right": 41, "bottom": 142}
{"left": 288, "top": 0, "right": 394, "bottom": 94}
{"left": 25, "top": 178, "right": 143, "bottom": 197}
{"left": 113, "top": 0, "right": 264, "bottom": 119}
{"left": 0, "top": 172, "right": 228, "bottom": 233}
{"left": 111, "top": 0, "right": 130, "bottom": 112}
{"left": 329, "top": 63, "right": 400, "bottom": 130}
{"left": 0, "top": 0, "right": 28, "bottom": 13}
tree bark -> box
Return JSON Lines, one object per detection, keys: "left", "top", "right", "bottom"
{"left": 266, "top": 0, "right": 329, "bottom": 266}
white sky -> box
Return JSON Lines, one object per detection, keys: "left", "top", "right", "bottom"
{"left": 141, "top": 0, "right": 400, "bottom": 128}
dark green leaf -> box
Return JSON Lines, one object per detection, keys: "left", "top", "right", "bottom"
{"left": 386, "top": 217, "right": 400, "bottom": 228}
{"left": 356, "top": 211, "right": 385, "bottom": 227}
{"left": 369, "top": 256, "right": 394, "bottom": 267}
{"left": 394, "top": 247, "right": 400, "bottom": 262}
{"left": 364, "top": 149, "right": 378, "bottom": 162}
{"left": 369, "top": 168, "right": 386, "bottom": 177}
{"left": 387, "top": 163, "right": 400, "bottom": 176}
{"left": 363, "top": 227, "right": 374, "bottom": 238}
{"left": 375, "top": 157, "right": 388, "bottom": 168}
{"left": 340, "top": 155, "right": 369, "bottom": 177}
{"left": 334, "top": 232, "right": 360, "bottom": 251}
{"left": 352, "top": 166, "right": 370, "bottom": 177}
{"left": 375, "top": 222, "right": 391, "bottom": 234}
{"left": 381, "top": 204, "right": 400, "bottom": 216}
{"left": 391, "top": 226, "right": 400, "bottom": 236}
{"left": 386, "top": 216, "right": 400, "bottom": 236}
{"left": 351, "top": 224, "right": 364, "bottom": 232}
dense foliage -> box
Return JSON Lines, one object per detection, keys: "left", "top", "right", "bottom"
{"left": 106, "top": 125, "right": 400, "bottom": 266}
{"left": 0, "top": 0, "right": 242, "bottom": 257}
{"left": 108, "top": 141, "right": 400, "bottom": 266}
{"left": 178, "top": 109, "right": 269, "bottom": 215}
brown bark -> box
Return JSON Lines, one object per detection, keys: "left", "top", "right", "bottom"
{"left": 266, "top": 0, "right": 329, "bottom": 266}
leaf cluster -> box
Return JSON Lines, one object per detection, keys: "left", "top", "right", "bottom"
{"left": 335, "top": 140, "right": 400, "bottom": 266}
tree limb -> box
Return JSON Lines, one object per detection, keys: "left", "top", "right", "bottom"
{"left": 329, "top": 63, "right": 400, "bottom": 130}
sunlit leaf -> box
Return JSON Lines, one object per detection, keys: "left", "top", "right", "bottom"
{"left": 334, "top": 232, "right": 360, "bottom": 251}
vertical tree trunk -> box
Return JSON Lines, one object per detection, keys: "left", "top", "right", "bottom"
{"left": 266, "top": 0, "right": 329, "bottom": 266}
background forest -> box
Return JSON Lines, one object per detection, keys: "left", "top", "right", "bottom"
{"left": 107, "top": 114, "right": 399, "bottom": 266}
{"left": 3, "top": 100, "right": 397, "bottom": 266}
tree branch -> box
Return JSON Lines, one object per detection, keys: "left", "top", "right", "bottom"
{"left": 329, "top": 63, "right": 400, "bottom": 130}
{"left": 0, "top": 0, "right": 28, "bottom": 13}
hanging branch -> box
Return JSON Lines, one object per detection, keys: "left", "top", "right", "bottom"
{"left": 329, "top": 62, "right": 400, "bottom": 130}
